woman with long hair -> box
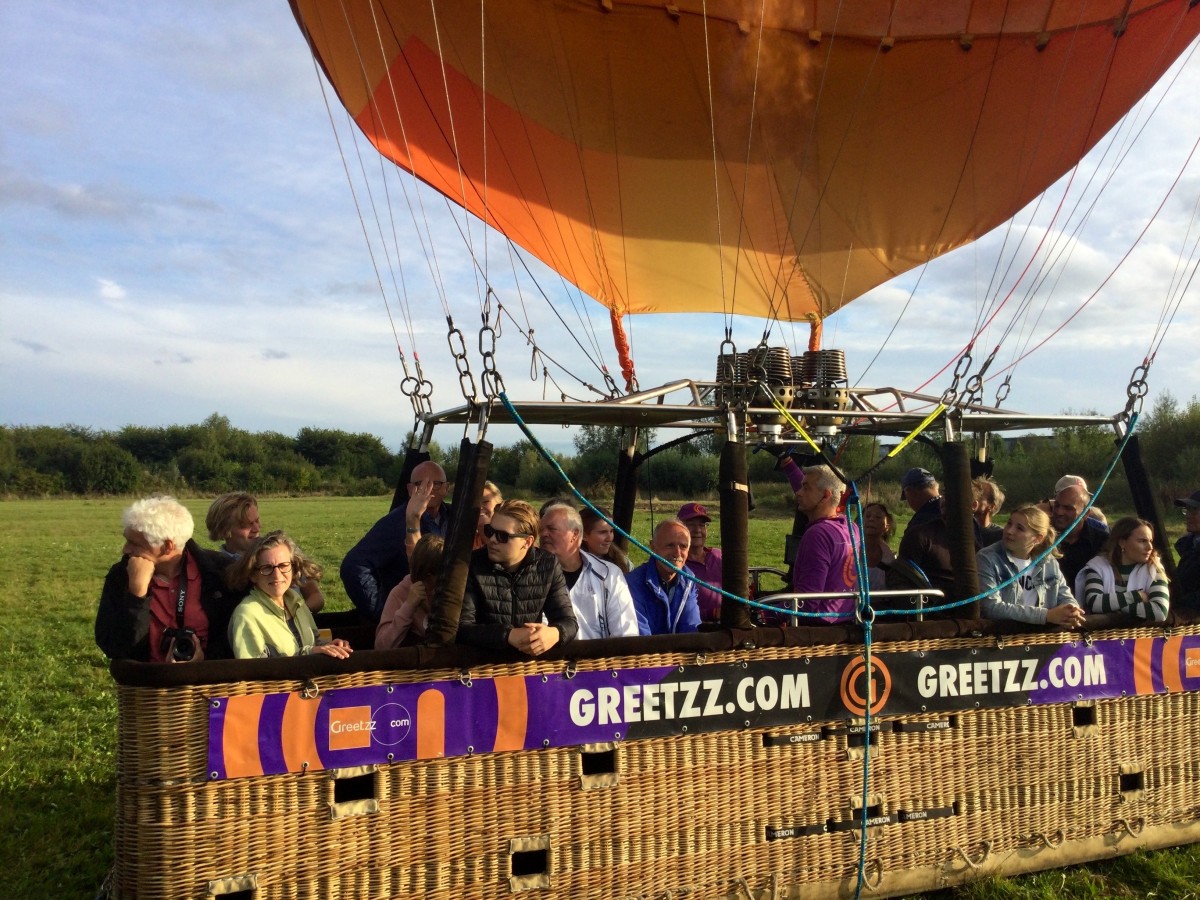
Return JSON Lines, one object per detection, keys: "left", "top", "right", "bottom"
{"left": 226, "top": 531, "right": 351, "bottom": 659}
{"left": 861, "top": 501, "right": 896, "bottom": 591}
{"left": 580, "top": 506, "right": 631, "bottom": 573}
{"left": 976, "top": 505, "right": 1083, "bottom": 629}
{"left": 376, "top": 535, "right": 445, "bottom": 649}
{"left": 1076, "top": 516, "right": 1169, "bottom": 622}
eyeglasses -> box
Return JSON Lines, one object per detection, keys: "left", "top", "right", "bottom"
{"left": 484, "top": 524, "right": 531, "bottom": 544}
{"left": 410, "top": 481, "right": 448, "bottom": 488}
{"left": 1183, "top": 506, "right": 1200, "bottom": 516}
{"left": 255, "top": 561, "right": 292, "bottom": 577}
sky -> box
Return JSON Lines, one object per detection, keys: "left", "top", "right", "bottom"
{"left": 3, "top": 2, "right": 1199, "bottom": 456}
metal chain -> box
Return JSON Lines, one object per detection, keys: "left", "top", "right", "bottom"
{"left": 1121, "top": 358, "right": 1151, "bottom": 423}
{"left": 993, "top": 375, "right": 1012, "bottom": 407}
{"left": 961, "top": 345, "right": 997, "bottom": 407}
{"left": 940, "top": 347, "right": 974, "bottom": 406}
{"left": 398, "top": 349, "right": 433, "bottom": 418}
{"left": 479, "top": 290, "right": 506, "bottom": 401}
{"left": 601, "top": 367, "right": 619, "bottom": 397}
{"left": 446, "top": 316, "right": 478, "bottom": 403}
{"left": 412, "top": 356, "right": 433, "bottom": 415}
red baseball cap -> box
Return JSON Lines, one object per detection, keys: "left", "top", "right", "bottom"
{"left": 677, "top": 502, "right": 711, "bottom": 522}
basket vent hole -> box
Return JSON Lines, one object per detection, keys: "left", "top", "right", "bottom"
{"left": 1120, "top": 772, "right": 1144, "bottom": 794}
{"left": 1072, "top": 706, "right": 1097, "bottom": 727}
{"left": 511, "top": 848, "right": 549, "bottom": 878}
{"left": 854, "top": 803, "right": 883, "bottom": 821}
{"left": 333, "top": 772, "right": 376, "bottom": 804}
{"left": 581, "top": 747, "right": 617, "bottom": 776}
{"left": 216, "top": 893, "right": 253, "bottom": 900}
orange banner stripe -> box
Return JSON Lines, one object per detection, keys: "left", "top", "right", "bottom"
{"left": 492, "top": 675, "right": 529, "bottom": 752}
{"left": 1133, "top": 638, "right": 1156, "bottom": 696}
{"left": 280, "top": 691, "right": 325, "bottom": 775}
{"left": 416, "top": 689, "right": 446, "bottom": 759}
{"left": 222, "top": 695, "right": 266, "bottom": 779}
{"left": 1162, "top": 634, "right": 1185, "bottom": 693}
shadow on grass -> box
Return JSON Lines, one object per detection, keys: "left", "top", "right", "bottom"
{"left": 1, "top": 776, "right": 115, "bottom": 898}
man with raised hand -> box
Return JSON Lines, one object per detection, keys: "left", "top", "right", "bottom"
{"left": 340, "top": 460, "right": 452, "bottom": 621}
{"left": 626, "top": 519, "right": 700, "bottom": 635}
{"left": 539, "top": 502, "right": 639, "bottom": 640}
{"left": 96, "top": 495, "right": 237, "bottom": 662}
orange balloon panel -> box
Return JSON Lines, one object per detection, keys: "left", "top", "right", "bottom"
{"left": 291, "top": 0, "right": 1200, "bottom": 322}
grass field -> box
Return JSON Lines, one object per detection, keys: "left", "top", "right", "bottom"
{"left": 1, "top": 496, "right": 1196, "bottom": 898}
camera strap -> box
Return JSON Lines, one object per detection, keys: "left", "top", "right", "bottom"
{"left": 174, "top": 552, "right": 190, "bottom": 630}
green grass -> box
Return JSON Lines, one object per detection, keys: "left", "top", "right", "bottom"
{"left": 0, "top": 496, "right": 1195, "bottom": 898}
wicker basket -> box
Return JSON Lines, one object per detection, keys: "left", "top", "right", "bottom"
{"left": 109, "top": 620, "right": 1200, "bottom": 899}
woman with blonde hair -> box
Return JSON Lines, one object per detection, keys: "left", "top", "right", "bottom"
{"left": 1076, "top": 517, "right": 1169, "bottom": 622}
{"left": 976, "top": 505, "right": 1083, "bottom": 628}
{"left": 206, "top": 492, "right": 324, "bottom": 612}
{"left": 226, "top": 531, "right": 352, "bottom": 659}
{"left": 473, "top": 482, "right": 503, "bottom": 550}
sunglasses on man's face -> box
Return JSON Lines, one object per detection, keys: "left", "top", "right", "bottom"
{"left": 483, "top": 524, "right": 531, "bottom": 544}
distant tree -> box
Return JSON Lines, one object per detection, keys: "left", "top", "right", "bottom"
{"left": 73, "top": 441, "right": 141, "bottom": 494}
{"left": 1139, "top": 391, "right": 1200, "bottom": 492}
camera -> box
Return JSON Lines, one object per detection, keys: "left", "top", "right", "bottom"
{"left": 161, "top": 627, "right": 199, "bottom": 663}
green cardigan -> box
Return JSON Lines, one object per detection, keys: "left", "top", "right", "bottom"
{"left": 228, "top": 587, "right": 321, "bottom": 659}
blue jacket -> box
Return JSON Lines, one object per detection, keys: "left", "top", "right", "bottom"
{"left": 626, "top": 560, "right": 700, "bottom": 636}
{"left": 976, "top": 541, "right": 1078, "bottom": 625}
{"left": 340, "top": 500, "right": 451, "bottom": 621}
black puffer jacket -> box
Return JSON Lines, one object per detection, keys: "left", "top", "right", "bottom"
{"left": 457, "top": 546, "right": 577, "bottom": 650}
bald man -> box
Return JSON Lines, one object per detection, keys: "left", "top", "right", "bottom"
{"left": 625, "top": 520, "right": 700, "bottom": 635}
{"left": 340, "top": 461, "right": 453, "bottom": 621}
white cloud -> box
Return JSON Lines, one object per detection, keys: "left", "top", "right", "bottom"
{"left": 1, "top": 2, "right": 1198, "bottom": 458}
{"left": 96, "top": 278, "right": 126, "bottom": 302}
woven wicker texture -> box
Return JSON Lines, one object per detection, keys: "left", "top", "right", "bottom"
{"left": 111, "top": 623, "right": 1200, "bottom": 899}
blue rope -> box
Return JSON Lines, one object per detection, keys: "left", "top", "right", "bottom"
{"left": 498, "top": 392, "right": 1138, "bottom": 624}
{"left": 842, "top": 484, "right": 876, "bottom": 899}
{"left": 500, "top": 391, "right": 1136, "bottom": 897}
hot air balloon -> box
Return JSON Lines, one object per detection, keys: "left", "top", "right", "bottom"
{"left": 101, "top": 7, "right": 1200, "bottom": 900}
{"left": 291, "top": 0, "right": 1200, "bottom": 387}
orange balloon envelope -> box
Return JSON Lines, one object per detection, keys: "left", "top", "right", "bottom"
{"left": 291, "top": 0, "right": 1200, "bottom": 327}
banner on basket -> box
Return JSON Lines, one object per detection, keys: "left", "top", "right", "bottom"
{"left": 206, "top": 633, "right": 1200, "bottom": 780}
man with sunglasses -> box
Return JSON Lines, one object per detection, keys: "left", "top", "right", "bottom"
{"left": 458, "top": 499, "right": 578, "bottom": 655}
{"left": 340, "top": 461, "right": 452, "bottom": 622}
{"left": 96, "top": 495, "right": 238, "bottom": 662}
{"left": 1175, "top": 489, "right": 1200, "bottom": 612}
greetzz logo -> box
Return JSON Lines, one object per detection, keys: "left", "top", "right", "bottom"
{"left": 839, "top": 655, "right": 892, "bottom": 716}
{"left": 328, "top": 706, "right": 375, "bottom": 750}
{"left": 327, "top": 703, "right": 413, "bottom": 751}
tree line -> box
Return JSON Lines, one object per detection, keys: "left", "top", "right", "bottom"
{"left": 2, "top": 394, "right": 1197, "bottom": 506}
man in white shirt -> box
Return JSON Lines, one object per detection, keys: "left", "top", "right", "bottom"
{"left": 539, "top": 502, "right": 639, "bottom": 639}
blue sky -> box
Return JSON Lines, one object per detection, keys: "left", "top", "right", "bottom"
{"left": 3, "top": 2, "right": 1199, "bottom": 454}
